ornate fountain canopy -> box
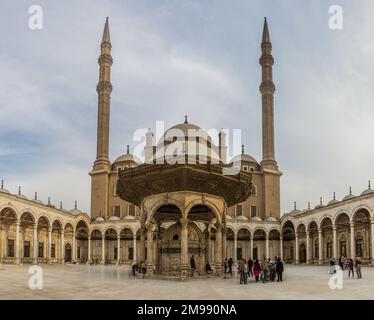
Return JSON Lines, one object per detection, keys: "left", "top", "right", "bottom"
{"left": 116, "top": 163, "right": 252, "bottom": 207}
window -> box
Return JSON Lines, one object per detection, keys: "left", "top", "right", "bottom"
{"left": 128, "top": 247, "right": 134, "bottom": 260}
{"left": 128, "top": 205, "right": 135, "bottom": 216}
{"left": 7, "top": 239, "right": 14, "bottom": 258}
{"left": 237, "top": 247, "right": 243, "bottom": 260}
{"left": 173, "top": 234, "right": 179, "bottom": 240}
{"left": 114, "top": 247, "right": 118, "bottom": 260}
{"left": 38, "top": 242, "right": 44, "bottom": 258}
{"left": 113, "top": 206, "right": 121, "bottom": 217}
{"left": 77, "top": 246, "right": 80, "bottom": 259}
{"left": 251, "top": 186, "right": 257, "bottom": 196}
{"left": 24, "top": 241, "right": 30, "bottom": 258}
{"left": 51, "top": 244, "right": 56, "bottom": 258}
{"left": 242, "top": 165, "right": 249, "bottom": 171}
{"left": 250, "top": 206, "right": 257, "bottom": 218}
{"left": 235, "top": 205, "right": 243, "bottom": 217}
{"left": 356, "top": 239, "right": 363, "bottom": 257}
{"left": 326, "top": 242, "right": 332, "bottom": 258}
{"left": 340, "top": 241, "right": 347, "bottom": 257}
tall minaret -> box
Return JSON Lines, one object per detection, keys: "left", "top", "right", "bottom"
{"left": 259, "top": 18, "right": 277, "bottom": 170}
{"left": 94, "top": 17, "right": 113, "bottom": 170}
{"left": 90, "top": 18, "right": 113, "bottom": 219}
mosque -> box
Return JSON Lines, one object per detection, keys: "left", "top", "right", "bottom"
{"left": 0, "top": 18, "right": 373, "bottom": 280}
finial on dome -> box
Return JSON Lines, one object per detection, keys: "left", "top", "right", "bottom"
{"left": 126, "top": 144, "right": 130, "bottom": 155}
{"left": 48, "top": 197, "right": 51, "bottom": 206}
{"left": 320, "top": 197, "right": 323, "bottom": 205}
{"left": 1, "top": 180, "right": 3, "bottom": 189}
{"left": 241, "top": 144, "right": 245, "bottom": 155}
{"left": 18, "top": 186, "right": 21, "bottom": 195}
{"left": 333, "top": 192, "right": 336, "bottom": 200}
{"left": 60, "top": 201, "right": 63, "bottom": 209}
{"left": 75, "top": 200, "right": 77, "bottom": 209}
{"left": 308, "top": 202, "right": 311, "bottom": 210}
{"left": 293, "top": 201, "right": 296, "bottom": 210}
{"left": 34, "top": 192, "right": 37, "bottom": 200}
{"left": 349, "top": 186, "right": 352, "bottom": 195}
{"left": 184, "top": 115, "right": 188, "bottom": 124}
{"left": 368, "top": 180, "right": 371, "bottom": 189}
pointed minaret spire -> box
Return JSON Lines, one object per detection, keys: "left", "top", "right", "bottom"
{"left": 93, "top": 17, "right": 113, "bottom": 170}
{"left": 260, "top": 18, "right": 277, "bottom": 169}
{"left": 102, "top": 17, "right": 110, "bottom": 43}
{"left": 262, "top": 17, "right": 270, "bottom": 43}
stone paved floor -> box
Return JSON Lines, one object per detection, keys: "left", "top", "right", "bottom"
{"left": 0, "top": 264, "right": 372, "bottom": 299}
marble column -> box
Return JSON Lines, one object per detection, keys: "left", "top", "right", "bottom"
{"left": 250, "top": 235, "right": 254, "bottom": 259}
{"left": 33, "top": 224, "right": 38, "bottom": 264}
{"left": 306, "top": 231, "right": 310, "bottom": 264}
{"left": 221, "top": 227, "right": 227, "bottom": 260}
{"left": 15, "top": 220, "right": 20, "bottom": 264}
{"left": 350, "top": 221, "right": 355, "bottom": 260}
{"left": 72, "top": 233, "right": 76, "bottom": 263}
{"left": 146, "top": 224, "right": 154, "bottom": 275}
{"left": 280, "top": 237, "right": 283, "bottom": 260}
{"left": 371, "top": 219, "right": 374, "bottom": 266}
{"left": 207, "top": 229, "right": 211, "bottom": 262}
{"left": 0, "top": 226, "right": 3, "bottom": 264}
{"left": 140, "top": 229, "right": 145, "bottom": 262}
{"left": 233, "top": 233, "right": 238, "bottom": 263}
{"left": 133, "top": 233, "right": 137, "bottom": 263}
{"left": 60, "top": 231, "right": 65, "bottom": 263}
{"left": 332, "top": 224, "right": 337, "bottom": 259}
{"left": 87, "top": 235, "right": 91, "bottom": 264}
{"left": 117, "top": 235, "right": 121, "bottom": 265}
{"left": 318, "top": 228, "right": 323, "bottom": 264}
{"left": 265, "top": 234, "right": 270, "bottom": 259}
{"left": 295, "top": 233, "right": 299, "bottom": 264}
{"left": 101, "top": 235, "right": 105, "bottom": 265}
{"left": 214, "top": 223, "right": 222, "bottom": 276}
{"left": 48, "top": 227, "right": 52, "bottom": 264}
{"left": 180, "top": 218, "right": 189, "bottom": 280}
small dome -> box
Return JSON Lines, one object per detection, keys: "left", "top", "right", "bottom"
{"left": 289, "top": 209, "right": 302, "bottom": 215}
{"left": 231, "top": 153, "right": 258, "bottom": 164}
{"left": 95, "top": 216, "right": 105, "bottom": 222}
{"left": 0, "top": 188, "right": 10, "bottom": 194}
{"left": 314, "top": 204, "right": 324, "bottom": 209}
{"left": 343, "top": 194, "right": 355, "bottom": 201}
{"left": 124, "top": 215, "right": 135, "bottom": 220}
{"left": 237, "top": 215, "right": 248, "bottom": 220}
{"left": 16, "top": 194, "right": 28, "bottom": 200}
{"left": 108, "top": 216, "right": 120, "bottom": 221}
{"left": 69, "top": 208, "right": 82, "bottom": 215}
{"left": 267, "top": 216, "right": 277, "bottom": 222}
{"left": 327, "top": 199, "right": 339, "bottom": 206}
{"left": 361, "top": 188, "right": 374, "bottom": 196}
{"left": 114, "top": 153, "right": 142, "bottom": 164}
{"left": 251, "top": 216, "right": 262, "bottom": 221}
{"left": 31, "top": 199, "right": 44, "bottom": 205}
{"left": 225, "top": 214, "right": 232, "bottom": 220}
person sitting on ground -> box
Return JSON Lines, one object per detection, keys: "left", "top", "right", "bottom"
{"left": 206, "top": 261, "right": 213, "bottom": 274}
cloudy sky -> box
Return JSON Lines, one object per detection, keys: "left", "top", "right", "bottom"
{"left": 1, "top": 0, "right": 373, "bottom": 215}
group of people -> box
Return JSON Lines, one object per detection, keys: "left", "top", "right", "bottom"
{"left": 330, "top": 256, "right": 362, "bottom": 279}
{"left": 224, "top": 257, "right": 284, "bottom": 284}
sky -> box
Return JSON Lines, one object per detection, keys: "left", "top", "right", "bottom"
{"left": 1, "top": 0, "right": 374, "bottom": 215}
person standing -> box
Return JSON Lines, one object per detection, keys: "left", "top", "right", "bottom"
{"left": 190, "top": 255, "right": 196, "bottom": 277}
{"left": 355, "top": 258, "right": 362, "bottom": 279}
{"left": 261, "top": 257, "right": 268, "bottom": 283}
{"left": 247, "top": 258, "right": 254, "bottom": 277}
{"left": 228, "top": 258, "right": 233, "bottom": 277}
{"left": 223, "top": 258, "right": 228, "bottom": 278}
{"left": 276, "top": 257, "right": 284, "bottom": 282}
{"left": 348, "top": 258, "right": 354, "bottom": 278}
{"left": 253, "top": 259, "right": 261, "bottom": 282}
{"left": 338, "top": 255, "right": 344, "bottom": 270}
{"left": 239, "top": 259, "right": 246, "bottom": 284}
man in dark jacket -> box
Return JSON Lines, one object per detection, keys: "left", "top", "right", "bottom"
{"left": 276, "top": 257, "right": 284, "bottom": 282}
{"left": 247, "top": 258, "right": 254, "bottom": 277}
{"left": 190, "top": 255, "right": 196, "bottom": 277}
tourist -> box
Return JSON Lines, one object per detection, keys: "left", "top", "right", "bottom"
{"left": 138, "top": 261, "right": 146, "bottom": 274}
{"left": 253, "top": 259, "right": 261, "bottom": 282}
{"left": 205, "top": 261, "right": 213, "bottom": 274}
{"left": 348, "top": 258, "right": 354, "bottom": 278}
{"left": 269, "top": 258, "right": 276, "bottom": 281}
{"left": 190, "top": 255, "right": 196, "bottom": 277}
{"left": 223, "top": 258, "right": 228, "bottom": 277}
{"left": 276, "top": 257, "right": 284, "bottom": 282}
{"left": 239, "top": 258, "right": 247, "bottom": 284}
{"left": 355, "top": 258, "right": 362, "bottom": 279}
{"left": 247, "top": 258, "right": 254, "bottom": 277}
{"left": 228, "top": 258, "right": 233, "bottom": 277}
{"left": 338, "top": 255, "right": 344, "bottom": 270}
{"left": 329, "top": 258, "right": 336, "bottom": 274}
{"left": 261, "top": 257, "right": 268, "bottom": 283}
{"left": 131, "top": 261, "right": 138, "bottom": 276}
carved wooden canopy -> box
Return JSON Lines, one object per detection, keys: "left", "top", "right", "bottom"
{"left": 116, "top": 163, "right": 252, "bottom": 207}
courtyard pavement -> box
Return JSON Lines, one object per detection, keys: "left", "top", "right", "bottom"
{"left": 0, "top": 264, "right": 372, "bottom": 300}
